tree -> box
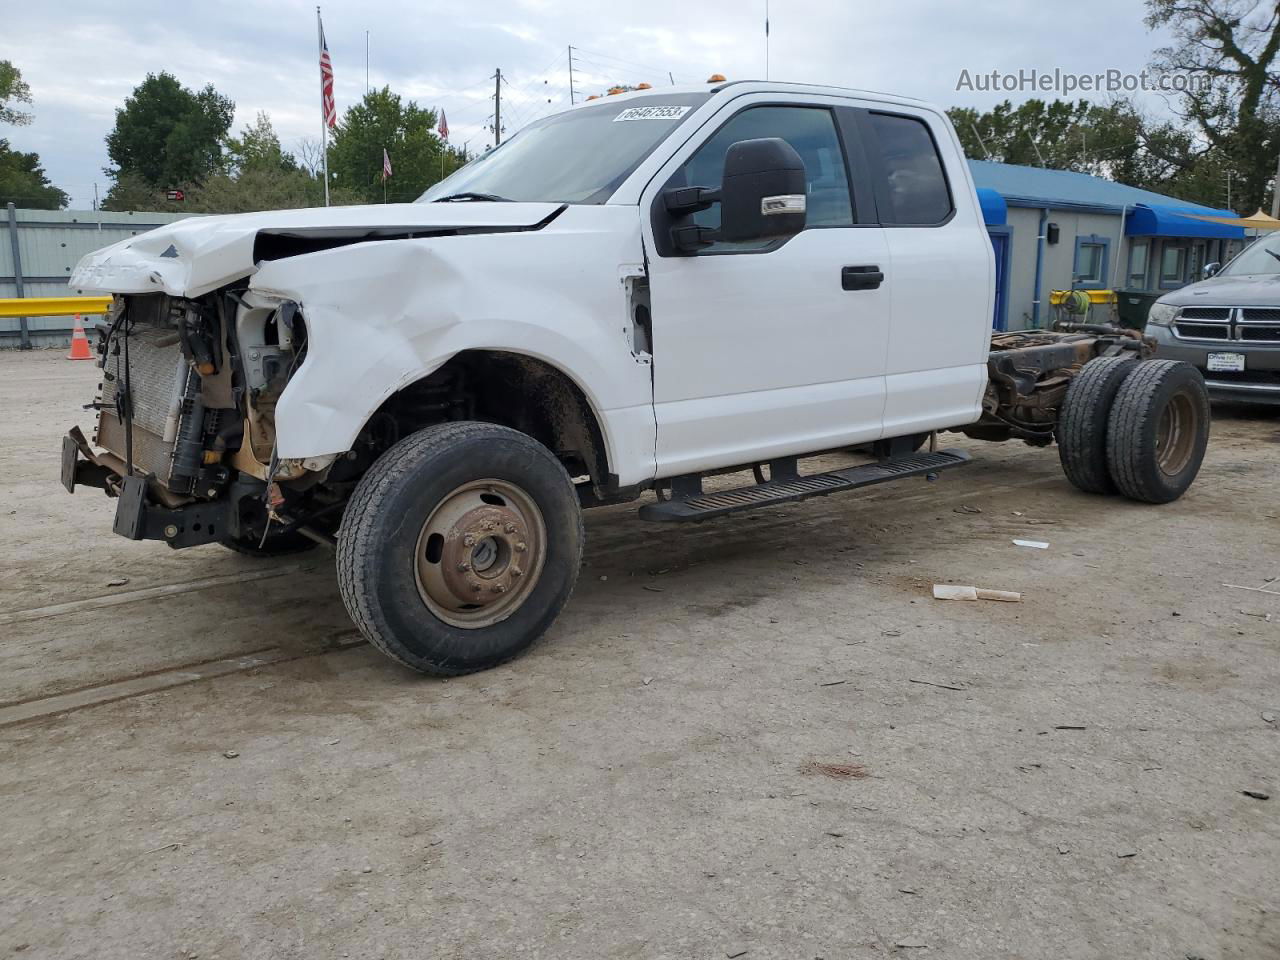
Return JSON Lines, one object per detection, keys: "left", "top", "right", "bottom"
{"left": 0, "top": 61, "right": 33, "bottom": 126}
{"left": 328, "top": 87, "right": 462, "bottom": 203}
{"left": 102, "top": 116, "right": 359, "bottom": 213}
{"left": 106, "top": 72, "right": 234, "bottom": 188}
{"left": 1145, "top": 0, "right": 1280, "bottom": 212}
{"left": 227, "top": 111, "right": 298, "bottom": 175}
{"left": 0, "top": 139, "right": 68, "bottom": 209}
{"left": 948, "top": 99, "right": 1148, "bottom": 178}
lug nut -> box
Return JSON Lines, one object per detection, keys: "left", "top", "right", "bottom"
{"left": 511, "top": 567, "right": 523, "bottom": 578}
{"left": 504, "top": 522, "right": 516, "bottom": 533}
{"left": 457, "top": 561, "right": 471, "bottom": 572}
{"left": 463, "top": 534, "right": 476, "bottom": 547}
{"left": 515, "top": 542, "right": 527, "bottom": 553}
{"left": 491, "top": 583, "right": 506, "bottom": 594}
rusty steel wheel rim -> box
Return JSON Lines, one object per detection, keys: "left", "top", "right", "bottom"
{"left": 413, "top": 479, "right": 547, "bottom": 629}
{"left": 1155, "top": 390, "right": 1197, "bottom": 477}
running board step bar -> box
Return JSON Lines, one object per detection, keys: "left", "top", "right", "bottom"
{"left": 638, "top": 449, "right": 972, "bottom": 523}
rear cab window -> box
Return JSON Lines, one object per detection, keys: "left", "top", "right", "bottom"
{"left": 860, "top": 111, "right": 954, "bottom": 226}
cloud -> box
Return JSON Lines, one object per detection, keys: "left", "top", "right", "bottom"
{"left": 4, "top": 0, "right": 1176, "bottom": 209}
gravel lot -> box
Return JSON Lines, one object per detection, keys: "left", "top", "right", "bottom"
{"left": 1, "top": 349, "right": 1277, "bottom": 960}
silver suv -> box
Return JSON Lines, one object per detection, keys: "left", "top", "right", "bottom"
{"left": 1145, "top": 232, "right": 1280, "bottom": 402}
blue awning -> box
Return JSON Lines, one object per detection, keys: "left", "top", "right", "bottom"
{"left": 1126, "top": 204, "right": 1245, "bottom": 239}
{"left": 976, "top": 188, "right": 1006, "bottom": 226}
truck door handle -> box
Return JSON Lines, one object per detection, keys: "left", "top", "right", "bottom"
{"left": 842, "top": 265, "right": 884, "bottom": 291}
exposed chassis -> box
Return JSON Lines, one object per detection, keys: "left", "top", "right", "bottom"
{"left": 963, "top": 323, "right": 1153, "bottom": 446}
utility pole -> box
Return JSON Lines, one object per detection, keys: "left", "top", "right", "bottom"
{"left": 970, "top": 124, "right": 991, "bottom": 160}
{"left": 1029, "top": 135, "right": 1046, "bottom": 168}
{"left": 1272, "top": 151, "right": 1280, "bottom": 218}
{"left": 493, "top": 68, "right": 502, "bottom": 147}
{"left": 568, "top": 46, "right": 576, "bottom": 105}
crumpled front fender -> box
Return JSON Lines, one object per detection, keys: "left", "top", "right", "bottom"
{"left": 249, "top": 208, "right": 656, "bottom": 485}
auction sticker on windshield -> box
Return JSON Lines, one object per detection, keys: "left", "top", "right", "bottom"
{"left": 613, "top": 105, "right": 691, "bottom": 121}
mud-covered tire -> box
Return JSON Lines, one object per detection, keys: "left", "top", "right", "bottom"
{"left": 1106, "top": 359, "right": 1210, "bottom": 504}
{"left": 1056, "top": 355, "right": 1139, "bottom": 494}
{"left": 336, "top": 421, "right": 584, "bottom": 676}
{"left": 220, "top": 530, "right": 318, "bottom": 557}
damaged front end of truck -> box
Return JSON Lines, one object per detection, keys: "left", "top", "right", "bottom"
{"left": 62, "top": 287, "right": 354, "bottom": 553}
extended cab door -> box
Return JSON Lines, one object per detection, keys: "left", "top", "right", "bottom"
{"left": 640, "top": 94, "right": 891, "bottom": 477}
{"left": 853, "top": 108, "right": 992, "bottom": 436}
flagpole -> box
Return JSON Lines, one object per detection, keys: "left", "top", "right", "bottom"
{"left": 317, "top": 6, "right": 330, "bottom": 206}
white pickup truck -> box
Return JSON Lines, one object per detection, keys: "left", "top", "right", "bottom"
{"left": 65, "top": 81, "right": 1211, "bottom": 675}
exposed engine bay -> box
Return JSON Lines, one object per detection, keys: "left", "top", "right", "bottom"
{"left": 63, "top": 289, "right": 353, "bottom": 551}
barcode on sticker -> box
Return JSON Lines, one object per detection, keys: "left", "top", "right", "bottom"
{"left": 613, "top": 105, "right": 691, "bottom": 122}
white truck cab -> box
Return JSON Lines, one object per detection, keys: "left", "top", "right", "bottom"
{"left": 64, "top": 81, "right": 1210, "bottom": 676}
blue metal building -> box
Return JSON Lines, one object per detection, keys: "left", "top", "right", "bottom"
{"left": 968, "top": 160, "right": 1245, "bottom": 331}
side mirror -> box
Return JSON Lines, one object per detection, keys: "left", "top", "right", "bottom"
{"left": 1203, "top": 262, "right": 1221, "bottom": 278}
{"left": 719, "top": 137, "right": 807, "bottom": 243}
{"left": 660, "top": 137, "right": 807, "bottom": 253}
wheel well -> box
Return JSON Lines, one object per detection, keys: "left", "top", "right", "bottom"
{"left": 362, "top": 350, "right": 611, "bottom": 488}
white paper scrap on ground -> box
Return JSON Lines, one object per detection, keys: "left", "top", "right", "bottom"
{"left": 1012, "top": 539, "right": 1050, "bottom": 549}
{"left": 933, "top": 584, "right": 1022, "bottom": 602}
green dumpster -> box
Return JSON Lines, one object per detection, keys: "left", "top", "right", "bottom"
{"left": 1116, "top": 289, "right": 1161, "bottom": 330}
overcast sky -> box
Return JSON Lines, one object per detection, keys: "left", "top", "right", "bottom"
{"left": 7, "top": 0, "right": 1179, "bottom": 209}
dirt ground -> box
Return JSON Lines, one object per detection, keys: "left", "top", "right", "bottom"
{"left": 1, "top": 349, "right": 1277, "bottom": 960}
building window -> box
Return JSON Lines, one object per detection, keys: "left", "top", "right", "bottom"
{"left": 1074, "top": 234, "right": 1110, "bottom": 289}
{"left": 1126, "top": 240, "right": 1149, "bottom": 289}
{"left": 1159, "top": 243, "right": 1187, "bottom": 288}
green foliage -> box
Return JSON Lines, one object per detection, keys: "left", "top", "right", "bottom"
{"left": 1143, "top": 0, "right": 1280, "bottom": 212}
{"left": 949, "top": 99, "right": 1146, "bottom": 175}
{"left": 103, "top": 114, "right": 362, "bottom": 213}
{"left": 328, "top": 87, "right": 464, "bottom": 203}
{"left": 227, "top": 111, "right": 298, "bottom": 175}
{"left": 106, "top": 72, "right": 234, "bottom": 187}
{"left": 945, "top": 3, "right": 1280, "bottom": 212}
{"left": 0, "top": 138, "right": 68, "bottom": 209}
{"left": 0, "top": 60, "right": 33, "bottom": 126}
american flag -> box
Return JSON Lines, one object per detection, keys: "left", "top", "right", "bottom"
{"left": 437, "top": 108, "right": 449, "bottom": 140}
{"left": 319, "top": 17, "right": 336, "bottom": 129}
{"left": 382, "top": 148, "right": 392, "bottom": 180}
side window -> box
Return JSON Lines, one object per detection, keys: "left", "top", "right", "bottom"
{"left": 865, "top": 112, "right": 952, "bottom": 225}
{"left": 1160, "top": 243, "right": 1187, "bottom": 288}
{"left": 1074, "top": 234, "right": 1110, "bottom": 289}
{"left": 1127, "top": 240, "right": 1149, "bottom": 288}
{"left": 674, "top": 106, "right": 854, "bottom": 250}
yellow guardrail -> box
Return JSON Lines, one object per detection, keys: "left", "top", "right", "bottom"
{"left": 1049, "top": 289, "right": 1118, "bottom": 306}
{"left": 0, "top": 296, "right": 113, "bottom": 318}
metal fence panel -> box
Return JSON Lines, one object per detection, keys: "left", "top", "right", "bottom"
{"left": 1, "top": 204, "right": 194, "bottom": 348}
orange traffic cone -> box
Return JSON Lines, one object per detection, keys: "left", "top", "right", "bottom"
{"left": 67, "top": 314, "right": 94, "bottom": 361}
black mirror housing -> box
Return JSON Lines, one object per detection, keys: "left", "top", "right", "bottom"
{"left": 719, "top": 138, "right": 807, "bottom": 244}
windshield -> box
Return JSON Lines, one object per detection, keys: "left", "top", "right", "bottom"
{"left": 418, "top": 92, "right": 710, "bottom": 205}
{"left": 1221, "top": 233, "right": 1280, "bottom": 277}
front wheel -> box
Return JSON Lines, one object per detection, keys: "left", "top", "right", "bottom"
{"left": 336, "top": 422, "right": 584, "bottom": 676}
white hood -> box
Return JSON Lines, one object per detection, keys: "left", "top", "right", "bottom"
{"left": 70, "top": 201, "right": 564, "bottom": 298}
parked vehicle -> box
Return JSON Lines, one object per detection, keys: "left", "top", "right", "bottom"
{"left": 63, "top": 81, "right": 1211, "bottom": 676}
{"left": 1145, "top": 231, "right": 1280, "bottom": 402}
